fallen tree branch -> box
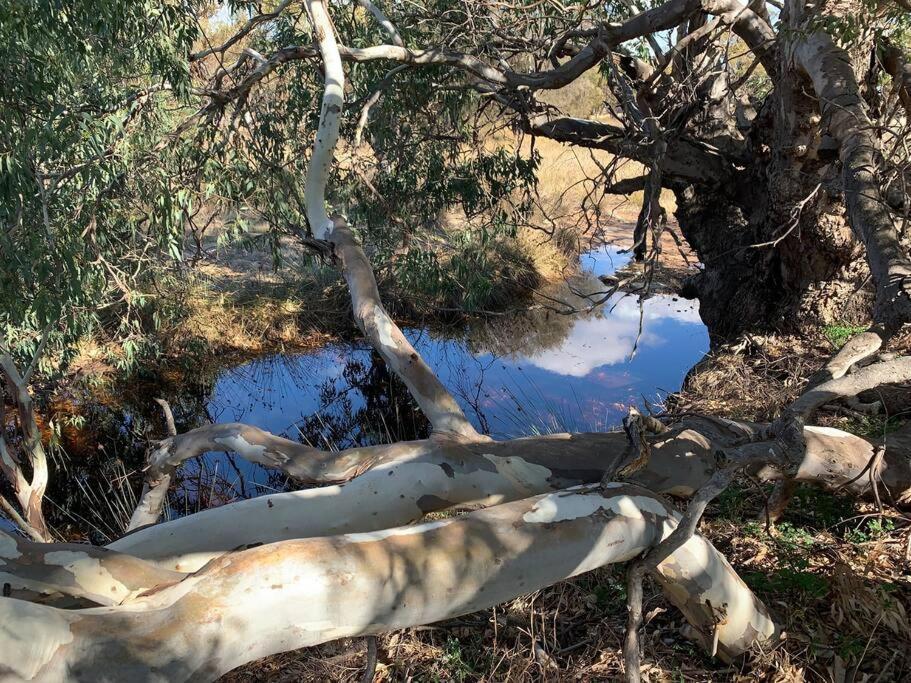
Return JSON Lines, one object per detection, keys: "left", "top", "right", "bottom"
{"left": 300, "top": 0, "right": 481, "bottom": 439}
{"left": 327, "top": 221, "right": 481, "bottom": 438}
{"left": 1, "top": 486, "right": 776, "bottom": 680}
{"left": 107, "top": 416, "right": 911, "bottom": 575}
{"left": 788, "top": 356, "right": 911, "bottom": 421}
{"left": 804, "top": 329, "right": 886, "bottom": 389}
{"left": 0, "top": 530, "right": 183, "bottom": 606}
{"left": 112, "top": 431, "right": 629, "bottom": 570}
{"left": 624, "top": 467, "right": 740, "bottom": 681}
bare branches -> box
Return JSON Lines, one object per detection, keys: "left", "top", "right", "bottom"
{"left": 204, "top": 0, "right": 777, "bottom": 106}
{"left": 527, "top": 115, "right": 732, "bottom": 184}
{"left": 192, "top": 0, "right": 296, "bottom": 62}
{"left": 355, "top": 0, "right": 404, "bottom": 47}
{"left": 621, "top": 426, "right": 792, "bottom": 678}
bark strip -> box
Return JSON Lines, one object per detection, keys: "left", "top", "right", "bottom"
{"left": 0, "top": 531, "right": 182, "bottom": 606}
{"left": 793, "top": 30, "right": 911, "bottom": 331}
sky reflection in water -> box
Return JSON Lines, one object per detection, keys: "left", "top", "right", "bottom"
{"left": 191, "top": 245, "right": 708, "bottom": 500}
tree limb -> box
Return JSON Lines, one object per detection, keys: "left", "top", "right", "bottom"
{"left": 793, "top": 30, "right": 911, "bottom": 332}
{"left": 1, "top": 486, "right": 776, "bottom": 680}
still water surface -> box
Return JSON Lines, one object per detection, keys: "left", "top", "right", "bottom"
{"left": 180, "top": 246, "right": 708, "bottom": 505}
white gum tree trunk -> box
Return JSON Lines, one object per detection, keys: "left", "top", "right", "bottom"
{"left": 105, "top": 417, "right": 911, "bottom": 576}
{"left": 0, "top": 486, "right": 775, "bottom": 682}
{"left": 7, "top": 3, "right": 911, "bottom": 680}
{"left": 327, "top": 221, "right": 481, "bottom": 438}
{"left": 0, "top": 532, "right": 182, "bottom": 607}
{"left": 791, "top": 22, "right": 911, "bottom": 330}
{"left": 305, "top": 0, "right": 477, "bottom": 439}
{"left": 302, "top": 0, "right": 344, "bottom": 242}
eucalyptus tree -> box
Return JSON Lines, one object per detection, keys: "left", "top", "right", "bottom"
{"left": 0, "top": 0, "right": 201, "bottom": 538}
{"left": 3, "top": 1, "right": 911, "bottom": 681}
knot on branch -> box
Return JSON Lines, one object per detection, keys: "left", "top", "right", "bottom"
{"left": 611, "top": 407, "right": 668, "bottom": 482}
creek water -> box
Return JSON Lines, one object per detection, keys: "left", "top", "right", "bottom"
{"left": 169, "top": 245, "right": 709, "bottom": 510}
{"left": 35, "top": 245, "right": 708, "bottom": 536}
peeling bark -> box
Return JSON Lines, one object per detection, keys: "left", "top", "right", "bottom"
{"left": 108, "top": 416, "right": 911, "bottom": 576}
{"left": 0, "top": 531, "right": 182, "bottom": 606}
{"left": 0, "top": 487, "right": 775, "bottom": 681}
{"left": 793, "top": 29, "right": 911, "bottom": 331}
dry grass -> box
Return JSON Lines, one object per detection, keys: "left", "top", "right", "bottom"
{"left": 673, "top": 334, "right": 831, "bottom": 422}
{"left": 486, "top": 129, "right": 678, "bottom": 237}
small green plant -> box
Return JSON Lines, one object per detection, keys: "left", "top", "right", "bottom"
{"left": 789, "top": 486, "right": 856, "bottom": 529}
{"left": 592, "top": 574, "right": 627, "bottom": 608}
{"left": 836, "top": 413, "right": 903, "bottom": 438}
{"left": 714, "top": 485, "right": 751, "bottom": 521}
{"left": 438, "top": 637, "right": 476, "bottom": 682}
{"left": 823, "top": 323, "right": 868, "bottom": 348}
{"left": 835, "top": 634, "right": 867, "bottom": 662}
{"left": 744, "top": 566, "right": 829, "bottom": 598}
{"left": 843, "top": 516, "right": 895, "bottom": 544}
{"left": 773, "top": 521, "right": 817, "bottom": 551}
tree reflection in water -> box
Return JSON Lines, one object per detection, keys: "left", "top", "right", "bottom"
{"left": 47, "top": 246, "right": 708, "bottom": 537}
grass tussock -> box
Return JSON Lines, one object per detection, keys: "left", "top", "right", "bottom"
{"left": 673, "top": 334, "right": 830, "bottom": 422}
